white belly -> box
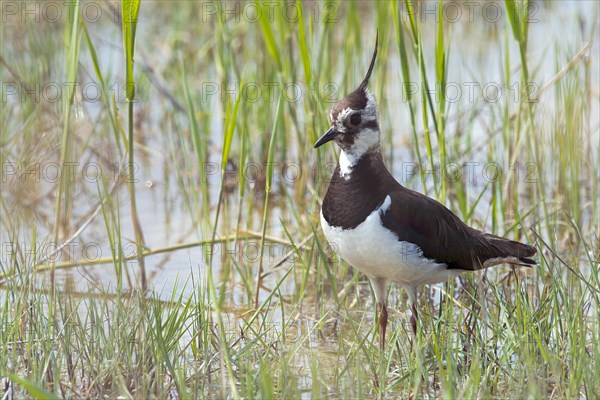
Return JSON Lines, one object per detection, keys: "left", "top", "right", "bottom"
{"left": 320, "top": 196, "right": 458, "bottom": 286}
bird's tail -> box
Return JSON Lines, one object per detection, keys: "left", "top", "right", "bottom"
{"left": 479, "top": 234, "right": 537, "bottom": 268}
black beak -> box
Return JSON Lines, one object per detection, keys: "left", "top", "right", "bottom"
{"left": 314, "top": 127, "right": 339, "bottom": 148}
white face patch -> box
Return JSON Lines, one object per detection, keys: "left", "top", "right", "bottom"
{"left": 339, "top": 128, "right": 380, "bottom": 179}
{"left": 329, "top": 89, "right": 380, "bottom": 179}
{"left": 339, "top": 150, "right": 354, "bottom": 178}
{"left": 333, "top": 107, "right": 353, "bottom": 133}
{"left": 331, "top": 91, "right": 377, "bottom": 132}
{"left": 364, "top": 90, "right": 377, "bottom": 120}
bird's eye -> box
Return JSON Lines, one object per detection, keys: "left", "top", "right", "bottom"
{"left": 350, "top": 114, "right": 361, "bottom": 125}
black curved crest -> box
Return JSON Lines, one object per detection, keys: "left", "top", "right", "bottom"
{"left": 357, "top": 31, "right": 378, "bottom": 92}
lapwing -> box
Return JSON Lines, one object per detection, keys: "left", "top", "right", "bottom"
{"left": 314, "top": 34, "right": 537, "bottom": 350}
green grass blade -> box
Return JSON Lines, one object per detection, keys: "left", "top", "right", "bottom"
{"left": 257, "top": 0, "right": 282, "bottom": 71}
{"left": 505, "top": 0, "right": 523, "bottom": 43}
{"left": 122, "top": 0, "right": 141, "bottom": 99}
{"left": 297, "top": 0, "right": 311, "bottom": 84}
{"left": 254, "top": 93, "right": 283, "bottom": 308}
{"left": 222, "top": 74, "right": 244, "bottom": 171}
{"left": 6, "top": 373, "right": 62, "bottom": 400}
{"left": 121, "top": 0, "right": 146, "bottom": 290}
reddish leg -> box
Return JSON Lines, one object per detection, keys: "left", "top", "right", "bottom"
{"left": 378, "top": 302, "right": 388, "bottom": 350}
{"left": 410, "top": 303, "right": 418, "bottom": 336}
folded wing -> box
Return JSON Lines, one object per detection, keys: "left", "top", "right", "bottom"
{"left": 380, "top": 188, "right": 536, "bottom": 270}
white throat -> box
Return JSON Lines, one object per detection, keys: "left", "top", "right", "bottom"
{"left": 339, "top": 128, "right": 380, "bottom": 179}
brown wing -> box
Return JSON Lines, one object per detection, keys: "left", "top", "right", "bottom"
{"left": 380, "top": 188, "right": 536, "bottom": 270}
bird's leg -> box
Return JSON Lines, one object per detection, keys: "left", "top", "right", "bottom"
{"left": 410, "top": 302, "right": 418, "bottom": 336}
{"left": 370, "top": 277, "right": 388, "bottom": 351}
{"left": 378, "top": 302, "right": 388, "bottom": 350}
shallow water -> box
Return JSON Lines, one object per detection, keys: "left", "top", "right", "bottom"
{"left": 1, "top": 1, "right": 598, "bottom": 304}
